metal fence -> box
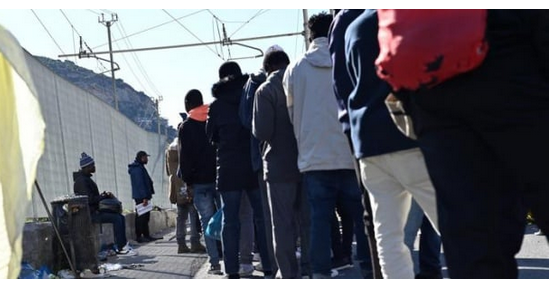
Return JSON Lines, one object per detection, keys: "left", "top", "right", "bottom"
{"left": 26, "top": 52, "right": 171, "bottom": 218}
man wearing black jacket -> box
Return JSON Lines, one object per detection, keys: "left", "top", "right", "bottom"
{"left": 178, "top": 89, "right": 222, "bottom": 275}
{"left": 74, "top": 152, "right": 131, "bottom": 254}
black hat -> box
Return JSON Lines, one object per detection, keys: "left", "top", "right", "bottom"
{"left": 218, "top": 61, "right": 242, "bottom": 79}
{"left": 136, "top": 151, "right": 150, "bottom": 160}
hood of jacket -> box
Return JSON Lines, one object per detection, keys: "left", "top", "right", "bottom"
{"left": 250, "top": 71, "right": 267, "bottom": 85}
{"left": 211, "top": 74, "right": 249, "bottom": 104}
{"left": 304, "top": 37, "right": 332, "bottom": 68}
{"left": 128, "top": 160, "right": 142, "bottom": 173}
{"left": 189, "top": 104, "right": 209, "bottom": 122}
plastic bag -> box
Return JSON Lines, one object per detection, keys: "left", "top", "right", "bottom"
{"left": 205, "top": 207, "right": 223, "bottom": 241}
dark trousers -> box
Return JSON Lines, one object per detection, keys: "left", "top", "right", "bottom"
{"left": 418, "top": 127, "right": 549, "bottom": 278}
{"left": 134, "top": 199, "right": 151, "bottom": 238}
{"left": 418, "top": 216, "right": 442, "bottom": 278}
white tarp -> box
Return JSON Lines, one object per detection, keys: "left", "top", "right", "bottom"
{"left": 0, "top": 25, "right": 45, "bottom": 279}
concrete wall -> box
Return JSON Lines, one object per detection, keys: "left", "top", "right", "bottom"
{"left": 26, "top": 51, "right": 171, "bottom": 219}
{"left": 22, "top": 209, "right": 176, "bottom": 270}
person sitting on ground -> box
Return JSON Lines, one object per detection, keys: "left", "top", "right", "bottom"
{"left": 73, "top": 152, "right": 133, "bottom": 254}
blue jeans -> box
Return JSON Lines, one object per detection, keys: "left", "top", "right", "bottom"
{"left": 177, "top": 203, "right": 200, "bottom": 246}
{"left": 303, "top": 169, "right": 364, "bottom": 276}
{"left": 193, "top": 183, "right": 221, "bottom": 265}
{"left": 404, "top": 199, "right": 442, "bottom": 278}
{"left": 91, "top": 211, "right": 127, "bottom": 248}
{"left": 220, "top": 189, "right": 272, "bottom": 276}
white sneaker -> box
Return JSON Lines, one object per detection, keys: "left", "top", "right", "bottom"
{"left": 118, "top": 242, "right": 137, "bottom": 256}
{"left": 239, "top": 264, "right": 254, "bottom": 277}
{"left": 331, "top": 269, "right": 339, "bottom": 278}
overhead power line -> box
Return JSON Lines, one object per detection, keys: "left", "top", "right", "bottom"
{"left": 31, "top": 9, "right": 65, "bottom": 54}
{"left": 59, "top": 31, "right": 304, "bottom": 58}
{"left": 162, "top": 9, "right": 224, "bottom": 60}
{"left": 92, "top": 9, "right": 207, "bottom": 50}
{"left": 229, "top": 9, "right": 266, "bottom": 38}
{"left": 117, "top": 21, "right": 163, "bottom": 99}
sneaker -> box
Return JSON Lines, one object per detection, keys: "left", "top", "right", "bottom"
{"left": 117, "top": 243, "right": 137, "bottom": 256}
{"left": 254, "top": 262, "right": 263, "bottom": 272}
{"left": 207, "top": 264, "right": 223, "bottom": 275}
{"left": 535, "top": 229, "right": 545, "bottom": 236}
{"left": 239, "top": 264, "right": 254, "bottom": 277}
{"left": 190, "top": 243, "right": 206, "bottom": 253}
{"left": 331, "top": 257, "right": 353, "bottom": 271}
{"left": 178, "top": 244, "right": 191, "bottom": 254}
{"left": 331, "top": 269, "right": 339, "bottom": 278}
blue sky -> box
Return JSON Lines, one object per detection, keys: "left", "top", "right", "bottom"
{"left": 0, "top": 9, "right": 327, "bottom": 128}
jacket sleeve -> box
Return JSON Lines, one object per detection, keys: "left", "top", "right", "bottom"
{"left": 165, "top": 149, "right": 171, "bottom": 176}
{"left": 178, "top": 121, "right": 194, "bottom": 185}
{"left": 239, "top": 76, "right": 254, "bottom": 130}
{"left": 329, "top": 13, "right": 353, "bottom": 135}
{"left": 206, "top": 102, "right": 219, "bottom": 146}
{"left": 130, "top": 168, "right": 147, "bottom": 200}
{"left": 252, "top": 84, "right": 275, "bottom": 142}
{"left": 74, "top": 178, "right": 102, "bottom": 206}
{"left": 283, "top": 67, "right": 294, "bottom": 123}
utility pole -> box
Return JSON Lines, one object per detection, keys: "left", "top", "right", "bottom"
{"left": 302, "top": 9, "right": 310, "bottom": 50}
{"left": 154, "top": 96, "right": 163, "bottom": 142}
{"left": 99, "top": 13, "right": 119, "bottom": 111}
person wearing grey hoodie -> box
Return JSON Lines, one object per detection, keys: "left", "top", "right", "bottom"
{"left": 282, "top": 12, "right": 364, "bottom": 279}
{"left": 253, "top": 50, "right": 311, "bottom": 279}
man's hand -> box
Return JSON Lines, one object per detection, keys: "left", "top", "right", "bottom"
{"left": 143, "top": 199, "right": 149, "bottom": 206}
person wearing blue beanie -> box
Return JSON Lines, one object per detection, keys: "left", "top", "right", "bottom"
{"left": 74, "top": 152, "right": 133, "bottom": 255}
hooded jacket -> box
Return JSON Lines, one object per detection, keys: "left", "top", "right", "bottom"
{"left": 240, "top": 71, "right": 267, "bottom": 172}
{"left": 207, "top": 74, "right": 259, "bottom": 191}
{"left": 73, "top": 171, "right": 101, "bottom": 212}
{"left": 178, "top": 104, "right": 217, "bottom": 186}
{"left": 128, "top": 160, "right": 154, "bottom": 200}
{"left": 342, "top": 9, "right": 417, "bottom": 159}
{"left": 283, "top": 37, "right": 355, "bottom": 172}
{"left": 253, "top": 68, "right": 301, "bottom": 183}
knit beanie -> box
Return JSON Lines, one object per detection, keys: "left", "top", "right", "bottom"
{"left": 80, "top": 152, "right": 95, "bottom": 168}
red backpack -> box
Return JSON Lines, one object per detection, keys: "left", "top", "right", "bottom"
{"left": 375, "top": 9, "right": 489, "bottom": 91}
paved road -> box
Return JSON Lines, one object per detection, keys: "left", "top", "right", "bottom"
{"left": 95, "top": 224, "right": 548, "bottom": 279}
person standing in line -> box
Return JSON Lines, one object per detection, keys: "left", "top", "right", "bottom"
{"left": 178, "top": 90, "right": 222, "bottom": 275}
{"left": 253, "top": 49, "right": 311, "bottom": 278}
{"left": 129, "top": 151, "right": 161, "bottom": 243}
{"left": 166, "top": 136, "right": 205, "bottom": 254}
{"left": 341, "top": 9, "right": 439, "bottom": 278}
{"left": 207, "top": 61, "right": 273, "bottom": 279}
{"left": 392, "top": 9, "right": 549, "bottom": 278}
{"left": 283, "top": 12, "right": 365, "bottom": 279}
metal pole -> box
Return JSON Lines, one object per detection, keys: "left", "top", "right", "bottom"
{"left": 106, "top": 22, "right": 118, "bottom": 111}
{"left": 34, "top": 180, "right": 78, "bottom": 277}
{"left": 302, "top": 9, "right": 310, "bottom": 50}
